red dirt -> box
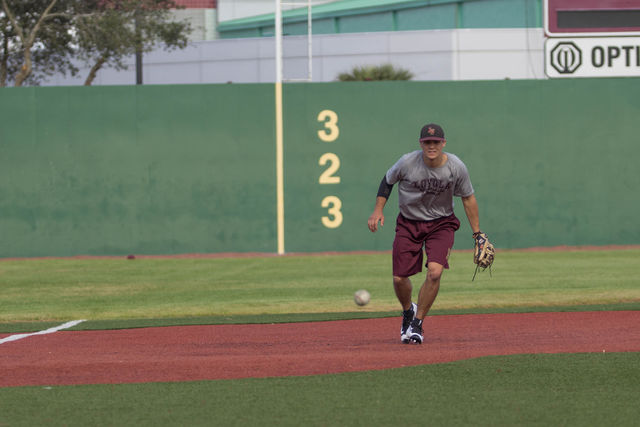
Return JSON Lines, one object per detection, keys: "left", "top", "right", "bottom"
{"left": 1, "top": 311, "right": 638, "bottom": 387}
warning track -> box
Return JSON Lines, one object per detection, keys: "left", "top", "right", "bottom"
{"left": 1, "top": 311, "right": 638, "bottom": 387}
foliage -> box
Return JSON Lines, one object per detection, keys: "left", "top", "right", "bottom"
{"left": 337, "top": 63, "right": 414, "bottom": 81}
{"left": 0, "top": 0, "right": 77, "bottom": 86}
{"left": 74, "top": 0, "right": 191, "bottom": 86}
{"left": 0, "top": 0, "right": 191, "bottom": 87}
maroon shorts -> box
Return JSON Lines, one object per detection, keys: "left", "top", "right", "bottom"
{"left": 392, "top": 213, "right": 460, "bottom": 277}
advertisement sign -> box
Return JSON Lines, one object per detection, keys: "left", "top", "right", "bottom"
{"left": 545, "top": 37, "right": 640, "bottom": 78}
{"left": 544, "top": 0, "right": 640, "bottom": 37}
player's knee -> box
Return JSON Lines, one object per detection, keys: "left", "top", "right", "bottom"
{"left": 393, "top": 275, "right": 406, "bottom": 285}
{"left": 427, "top": 265, "right": 443, "bottom": 282}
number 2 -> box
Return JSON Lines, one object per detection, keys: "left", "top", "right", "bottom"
{"left": 318, "top": 153, "right": 340, "bottom": 184}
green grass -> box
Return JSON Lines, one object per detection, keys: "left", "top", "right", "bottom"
{"left": 1, "top": 249, "right": 639, "bottom": 328}
{"left": 1, "top": 249, "right": 638, "bottom": 426}
{"left": 1, "top": 352, "right": 638, "bottom": 426}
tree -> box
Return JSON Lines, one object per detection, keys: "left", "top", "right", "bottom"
{"left": 0, "top": 11, "right": 16, "bottom": 85}
{"left": 74, "top": 0, "right": 191, "bottom": 86}
{"left": 0, "top": 0, "right": 191, "bottom": 87}
{"left": 337, "top": 64, "right": 414, "bottom": 81}
{"left": 0, "top": 0, "right": 76, "bottom": 86}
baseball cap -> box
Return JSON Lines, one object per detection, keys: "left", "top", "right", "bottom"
{"left": 419, "top": 123, "right": 445, "bottom": 141}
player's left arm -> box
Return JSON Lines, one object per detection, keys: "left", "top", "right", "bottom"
{"left": 463, "top": 193, "right": 495, "bottom": 276}
{"left": 461, "top": 194, "right": 481, "bottom": 234}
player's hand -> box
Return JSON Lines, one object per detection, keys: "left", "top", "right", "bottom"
{"left": 368, "top": 211, "right": 384, "bottom": 232}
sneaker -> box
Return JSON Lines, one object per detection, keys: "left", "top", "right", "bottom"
{"left": 400, "top": 303, "right": 417, "bottom": 343}
{"left": 407, "top": 318, "right": 423, "bottom": 344}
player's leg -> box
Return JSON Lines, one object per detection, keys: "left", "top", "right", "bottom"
{"left": 392, "top": 215, "right": 423, "bottom": 343}
{"left": 407, "top": 262, "right": 443, "bottom": 344}
{"left": 415, "top": 262, "right": 444, "bottom": 319}
{"left": 407, "top": 214, "right": 460, "bottom": 344}
{"left": 393, "top": 276, "right": 413, "bottom": 310}
{"left": 392, "top": 215, "right": 424, "bottom": 307}
{"left": 394, "top": 275, "right": 417, "bottom": 343}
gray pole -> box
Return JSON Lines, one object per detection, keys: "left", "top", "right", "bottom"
{"left": 135, "top": 14, "right": 142, "bottom": 85}
{"left": 136, "top": 50, "right": 142, "bottom": 85}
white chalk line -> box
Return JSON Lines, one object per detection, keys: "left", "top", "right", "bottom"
{"left": 0, "top": 319, "right": 86, "bottom": 345}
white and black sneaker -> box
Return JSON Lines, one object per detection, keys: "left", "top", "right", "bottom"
{"left": 407, "top": 318, "right": 424, "bottom": 344}
{"left": 400, "top": 303, "right": 417, "bottom": 343}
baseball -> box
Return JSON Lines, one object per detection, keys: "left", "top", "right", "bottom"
{"left": 353, "top": 289, "right": 371, "bottom": 306}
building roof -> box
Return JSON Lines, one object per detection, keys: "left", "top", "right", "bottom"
{"left": 218, "top": 0, "right": 457, "bottom": 30}
{"left": 174, "top": 0, "right": 216, "bottom": 8}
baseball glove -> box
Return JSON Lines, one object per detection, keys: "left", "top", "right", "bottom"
{"left": 472, "top": 231, "right": 495, "bottom": 280}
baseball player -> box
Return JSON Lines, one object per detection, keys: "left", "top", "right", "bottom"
{"left": 367, "top": 123, "right": 487, "bottom": 344}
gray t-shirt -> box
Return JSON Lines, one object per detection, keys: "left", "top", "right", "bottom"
{"left": 385, "top": 151, "right": 474, "bottom": 221}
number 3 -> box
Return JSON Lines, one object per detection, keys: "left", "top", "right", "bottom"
{"left": 317, "top": 110, "right": 339, "bottom": 142}
{"left": 321, "top": 196, "right": 343, "bottom": 229}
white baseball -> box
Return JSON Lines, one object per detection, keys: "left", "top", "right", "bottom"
{"left": 354, "top": 289, "right": 371, "bottom": 306}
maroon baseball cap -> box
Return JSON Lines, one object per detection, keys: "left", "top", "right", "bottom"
{"left": 419, "top": 123, "right": 445, "bottom": 141}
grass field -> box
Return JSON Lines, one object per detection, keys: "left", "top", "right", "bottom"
{"left": 1, "top": 249, "right": 639, "bottom": 327}
{"left": 1, "top": 353, "right": 639, "bottom": 426}
{"left": 1, "top": 249, "right": 639, "bottom": 426}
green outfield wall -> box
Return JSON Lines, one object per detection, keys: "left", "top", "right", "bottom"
{"left": 0, "top": 79, "right": 638, "bottom": 257}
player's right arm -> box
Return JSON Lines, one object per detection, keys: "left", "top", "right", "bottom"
{"left": 368, "top": 175, "right": 394, "bottom": 232}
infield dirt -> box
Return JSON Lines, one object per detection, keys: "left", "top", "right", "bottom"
{"left": 1, "top": 310, "right": 639, "bottom": 387}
